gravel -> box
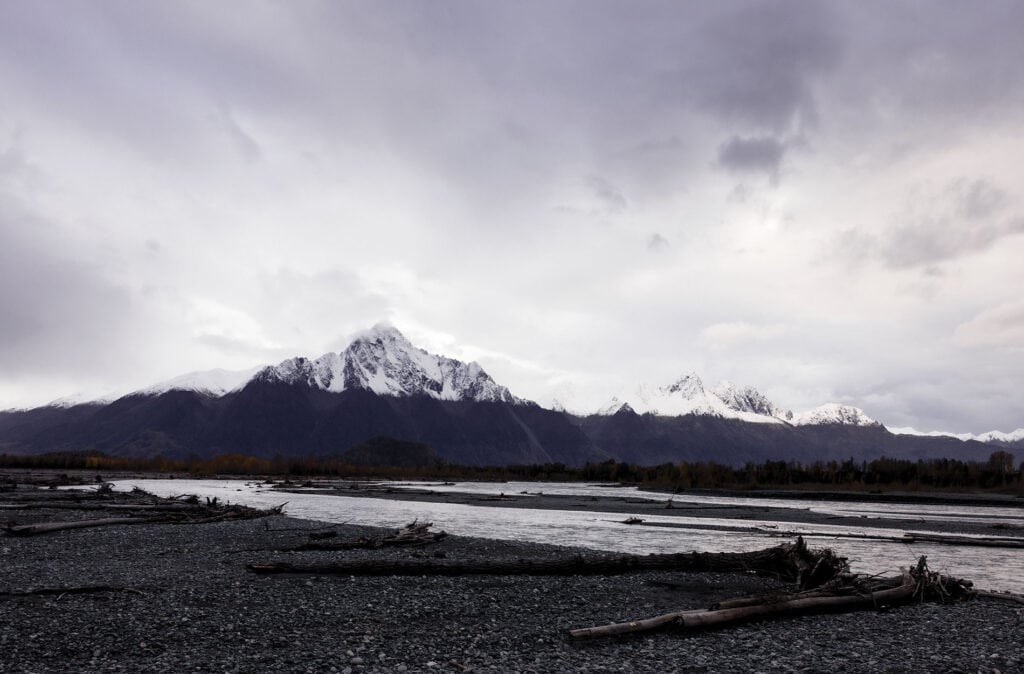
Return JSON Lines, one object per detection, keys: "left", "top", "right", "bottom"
{"left": 2, "top": 504, "right": 1022, "bottom": 672}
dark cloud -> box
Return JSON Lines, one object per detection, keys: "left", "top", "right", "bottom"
{"left": 837, "top": 178, "right": 1024, "bottom": 268}
{"left": 679, "top": 1, "right": 843, "bottom": 132}
{"left": 0, "top": 206, "right": 135, "bottom": 376}
{"left": 585, "top": 175, "right": 627, "bottom": 213}
{"left": 647, "top": 233, "right": 670, "bottom": 252}
{"left": 951, "top": 179, "right": 1008, "bottom": 221}
{"left": 716, "top": 136, "right": 786, "bottom": 178}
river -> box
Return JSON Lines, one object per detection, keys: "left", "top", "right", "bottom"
{"left": 108, "top": 478, "right": 1024, "bottom": 594}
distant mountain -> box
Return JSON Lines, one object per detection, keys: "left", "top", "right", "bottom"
{"left": 594, "top": 373, "right": 882, "bottom": 430}
{"left": 576, "top": 404, "right": 999, "bottom": 467}
{"left": 0, "top": 324, "right": 1018, "bottom": 467}
{"left": 791, "top": 403, "right": 879, "bottom": 427}
{"left": 597, "top": 373, "right": 790, "bottom": 424}
{"left": 0, "top": 325, "right": 598, "bottom": 467}
{"left": 892, "top": 426, "right": 1024, "bottom": 450}
{"left": 254, "top": 325, "right": 523, "bottom": 404}
{"left": 137, "top": 367, "right": 262, "bottom": 397}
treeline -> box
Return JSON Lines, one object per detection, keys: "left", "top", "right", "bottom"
{"left": 1, "top": 449, "right": 1021, "bottom": 492}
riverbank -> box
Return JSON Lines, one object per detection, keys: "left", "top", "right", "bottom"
{"left": 1, "top": 484, "right": 1022, "bottom": 672}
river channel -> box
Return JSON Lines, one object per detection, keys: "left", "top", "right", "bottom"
{"left": 108, "top": 479, "right": 1024, "bottom": 594}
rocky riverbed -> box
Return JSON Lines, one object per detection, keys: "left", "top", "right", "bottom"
{"left": 1, "top": 482, "right": 1023, "bottom": 673}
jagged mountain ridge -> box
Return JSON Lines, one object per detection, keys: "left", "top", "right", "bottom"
{"left": 596, "top": 373, "right": 876, "bottom": 428}
{"left": 138, "top": 324, "right": 522, "bottom": 405}
{"left": 0, "top": 324, "right": 1016, "bottom": 466}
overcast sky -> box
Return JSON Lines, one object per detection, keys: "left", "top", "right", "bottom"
{"left": 2, "top": 1, "right": 1023, "bottom": 433}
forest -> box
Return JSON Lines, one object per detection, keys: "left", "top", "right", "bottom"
{"left": 1, "top": 447, "right": 1020, "bottom": 492}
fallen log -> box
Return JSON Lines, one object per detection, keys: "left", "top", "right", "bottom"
{"left": 3, "top": 503, "right": 283, "bottom": 536}
{"left": 976, "top": 590, "right": 1024, "bottom": 605}
{"left": 569, "top": 571, "right": 916, "bottom": 639}
{"left": 294, "top": 521, "right": 447, "bottom": 551}
{"left": 4, "top": 516, "right": 161, "bottom": 535}
{"left": 250, "top": 538, "right": 846, "bottom": 590}
{"left": 0, "top": 585, "right": 148, "bottom": 599}
{"left": 901, "top": 533, "right": 1024, "bottom": 549}
{"left": 0, "top": 502, "right": 195, "bottom": 512}
{"left": 569, "top": 556, "right": 972, "bottom": 639}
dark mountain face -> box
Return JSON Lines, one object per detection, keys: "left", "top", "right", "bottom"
{"left": 577, "top": 411, "right": 1006, "bottom": 467}
{"left": 0, "top": 386, "right": 1012, "bottom": 468}
{"left": 0, "top": 383, "right": 602, "bottom": 467}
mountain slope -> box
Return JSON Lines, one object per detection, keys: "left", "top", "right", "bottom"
{"left": 0, "top": 324, "right": 1017, "bottom": 467}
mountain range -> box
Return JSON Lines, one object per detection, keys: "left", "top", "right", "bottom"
{"left": 0, "top": 324, "right": 1018, "bottom": 467}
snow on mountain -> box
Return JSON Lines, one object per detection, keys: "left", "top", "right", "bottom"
{"left": 137, "top": 367, "right": 263, "bottom": 397}
{"left": 597, "top": 373, "right": 788, "bottom": 424}
{"left": 256, "top": 323, "right": 524, "bottom": 404}
{"left": 975, "top": 428, "right": 1024, "bottom": 444}
{"left": 887, "top": 426, "right": 976, "bottom": 441}
{"left": 890, "top": 426, "right": 1024, "bottom": 443}
{"left": 44, "top": 392, "right": 116, "bottom": 408}
{"left": 791, "top": 403, "right": 879, "bottom": 427}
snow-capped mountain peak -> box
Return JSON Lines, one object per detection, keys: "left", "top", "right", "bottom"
{"left": 256, "top": 325, "right": 523, "bottom": 404}
{"left": 663, "top": 372, "right": 705, "bottom": 398}
{"left": 975, "top": 428, "right": 1024, "bottom": 444}
{"left": 890, "top": 426, "right": 1024, "bottom": 444}
{"left": 791, "top": 403, "right": 879, "bottom": 427}
{"left": 710, "top": 381, "right": 790, "bottom": 419}
{"left": 602, "top": 373, "right": 787, "bottom": 424}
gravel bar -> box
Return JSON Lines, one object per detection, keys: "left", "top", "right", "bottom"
{"left": 2, "top": 503, "right": 1023, "bottom": 672}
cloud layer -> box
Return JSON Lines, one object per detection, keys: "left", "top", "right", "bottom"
{"left": 1, "top": 1, "right": 1023, "bottom": 434}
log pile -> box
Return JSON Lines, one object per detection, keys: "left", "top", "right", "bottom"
{"left": 1, "top": 487, "right": 283, "bottom": 537}
{"left": 249, "top": 536, "right": 845, "bottom": 587}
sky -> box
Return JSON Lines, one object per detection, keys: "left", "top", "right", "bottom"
{"left": 1, "top": 1, "right": 1023, "bottom": 434}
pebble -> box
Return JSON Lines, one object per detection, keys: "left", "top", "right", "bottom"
{"left": 1, "top": 506, "right": 1021, "bottom": 674}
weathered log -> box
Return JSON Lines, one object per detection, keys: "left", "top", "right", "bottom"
{"left": 4, "top": 503, "right": 283, "bottom": 536}
{"left": 901, "top": 533, "right": 1024, "bottom": 549}
{"left": 0, "top": 585, "right": 148, "bottom": 599}
{"left": 250, "top": 538, "right": 844, "bottom": 588}
{"left": 568, "top": 570, "right": 915, "bottom": 639}
{"left": 975, "top": 590, "right": 1024, "bottom": 605}
{"left": 294, "top": 521, "right": 447, "bottom": 551}
{"left": 4, "top": 516, "right": 160, "bottom": 535}
{"left": 0, "top": 502, "right": 195, "bottom": 512}
{"left": 569, "top": 556, "right": 973, "bottom": 640}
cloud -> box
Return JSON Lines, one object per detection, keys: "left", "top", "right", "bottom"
{"left": 647, "top": 233, "right": 670, "bottom": 252}
{"left": 1, "top": 3, "right": 1023, "bottom": 432}
{"left": 681, "top": 1, "right": 842, "bottom": 132}
{"left": 585, "top": 175, "right": 627, "bottom": 213}
{"left": 699, "top": 322, "right": 788, "bottom": 350}
{"left": 716, "top": 136, "right": 786, "bottom": 179}
{"left": 953, "top": 299, "right": 1024, "bottom": 349}
{"left": 835, "top": 178, "right": 1024, "bottom": 268}
{"left": 0, "top": 205, "right": 136, "bottom": 377}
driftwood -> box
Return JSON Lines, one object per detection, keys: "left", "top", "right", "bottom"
{"left": 901, "top": 532, "right": 1024, "bottom": 549}
{"left": 569, "top": 571, "right": 917, "bottom": 639}
{"left": 0, "top": 502, "right": 196, "bottom": 512}
{"left": 975, "top": 590, "right": 1024, "bottom": 605}
{"left": 3, "top": 503, "right": 284, "bottom": 536}
{"left": 0, "top": 585, "right": 148, "bottom": 599}
{"left": 569, "top": 556, "right": 972, "bottom": 639}
{"left": 250, "top": 538, "right": 846, "bottom": 590}
{"left": 294, "top": 521, "right": 447, "bottom": 551}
